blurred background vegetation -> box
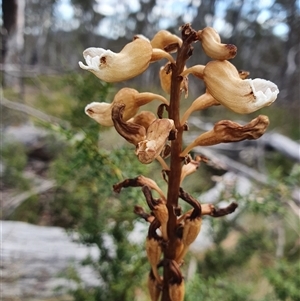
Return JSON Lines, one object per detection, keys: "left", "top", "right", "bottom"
{"left": 1, "top": 0, "right": 299, "bottom": 300}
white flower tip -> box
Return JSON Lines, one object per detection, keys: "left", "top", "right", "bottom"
{"left": 134, "top": 34, "right": 150, "bottom": 42}
{"left": 83, "top": 47, "right": 106, "bottom": 59}
{"left": 84, "top": 102, "right": 97, "bottom": 116}
{"left": 84, "top": 102, "right": 109, "bottom": 117}
{"left": 249, "top": 78, "right": 279, "bottom": 106}
{"left": 79, "top": 61, "right": 88, "bottom": 70}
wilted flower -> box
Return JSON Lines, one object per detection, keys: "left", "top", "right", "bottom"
{"left": 203, "top": 60, "right": 279, "bottom": 114}
{"left": 181, "top": 115, "right": 270, "bottom": 157}
{"left": 136, "top": 118, "right": 175, "bottom": 164}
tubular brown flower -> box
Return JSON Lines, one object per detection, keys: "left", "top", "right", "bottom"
{"left": 79, "top": 38, "right": 153, "bottom": 82}
{"left": 85, "top": 88, "right": 169, "bottom": 127}
{"left": 203, "top": 60, "right": 279, "bottom": 114}
{"left": 197, "top": 27, "right": 237, "bottom": 60}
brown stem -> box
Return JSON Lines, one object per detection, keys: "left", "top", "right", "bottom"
{"left": 162, "top": 24, "right": 198, "bottom": 301}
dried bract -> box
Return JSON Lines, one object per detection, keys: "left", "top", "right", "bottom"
{"left": 203, "top": 60, "right": 279, "bottom": 114}
{"left": 197, "top": 27, "right": 237, "bottom": 60}
{"left": 79, "top": 38, "right": 153, "bottom": 82}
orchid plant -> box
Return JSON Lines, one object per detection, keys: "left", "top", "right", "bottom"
{"left": 79, "top": 24, "right": 279, "bottom": 301}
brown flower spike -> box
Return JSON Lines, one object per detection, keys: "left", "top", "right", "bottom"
{"left": 79, "top": 23, "right": 279, "bottom": 301}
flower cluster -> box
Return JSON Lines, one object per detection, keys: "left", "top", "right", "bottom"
{"left": 79, "top": 24, "right": 279, "bottom": 301}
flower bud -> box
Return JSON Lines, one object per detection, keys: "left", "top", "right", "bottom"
{"left": 79, "top": 38, "right": 153, "bottom": 82}
{"left": 181, "top": 115, "right": 270, "bottom": 157}
{"left": 203, "top": 60, "right": 279, "bottom": 114}
{"left": 197, "top": 27, "right": 237, "bottom": 60}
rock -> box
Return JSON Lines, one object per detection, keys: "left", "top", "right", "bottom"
{"left": 1, "top": 221, "right": 99, "bottom": 300}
